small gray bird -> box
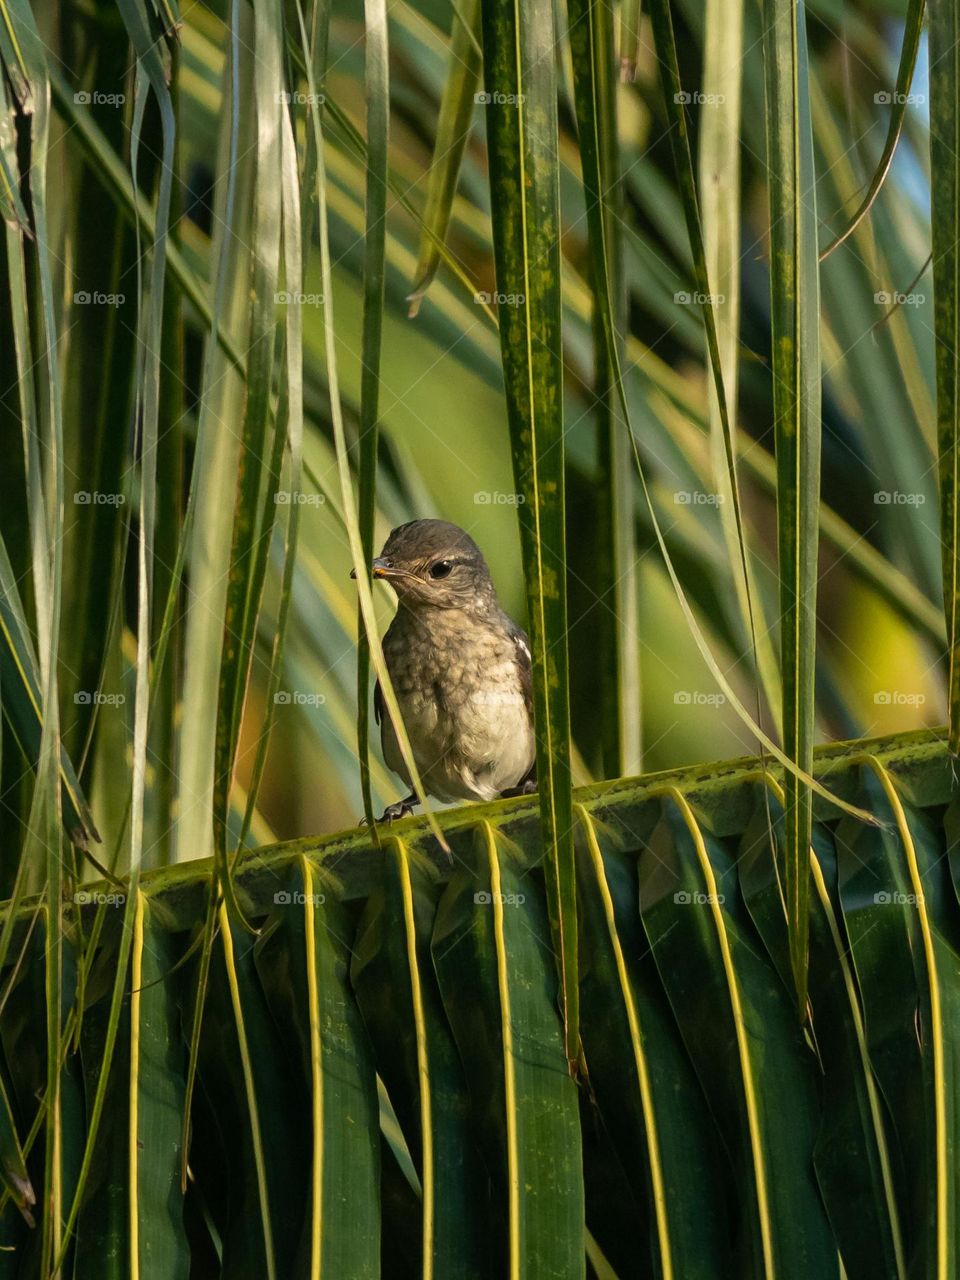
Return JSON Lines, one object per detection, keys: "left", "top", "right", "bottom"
{"left": 357, "top": 519, "right": 536, "bottom": 821}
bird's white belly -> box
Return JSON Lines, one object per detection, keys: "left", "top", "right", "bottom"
{"left": 381, "top": 683, "right": 534, "bottom": 803}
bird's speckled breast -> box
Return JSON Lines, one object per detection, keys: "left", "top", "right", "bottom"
{"left": 380, "top": 604, "right": 534, "bottom": 802}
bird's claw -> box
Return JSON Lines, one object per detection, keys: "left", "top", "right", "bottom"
{"left": 379, "top": 801, "right": 416, "bottom": 822}
{"left": 360, "top": 796, "right": 418, "bottom": 826}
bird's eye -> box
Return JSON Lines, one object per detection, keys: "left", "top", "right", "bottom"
{"left": 429, "top": 560, "right": 453, "bottom": 580}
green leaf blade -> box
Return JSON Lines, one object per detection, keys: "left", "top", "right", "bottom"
{"left": 432, "top": 824, "right": 585, "bottom": 1277}
{"left": 930, "top": 0, "right": 960, "bottom": 754}
{"left": 407, "top": 0, "right": 482, "bottom": 316}
{"left": 479, "top": 0, "right": 578, "bottom": 1068}
{"left": 761, "top": 0, "right": 822, "bottom": 1011}
{"left": 255, "top": 859, "right": 380, "bottom": 1280}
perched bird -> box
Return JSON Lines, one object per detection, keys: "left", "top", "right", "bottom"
{"left": 356, "top": 519, "right": 536, "bottom": 821}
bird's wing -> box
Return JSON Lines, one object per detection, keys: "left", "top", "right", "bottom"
{"left": 511, "top": 628, "right": 533, "bottom": 717}
{"left": 373, "top": 677, "right": 384, "bottom": 726}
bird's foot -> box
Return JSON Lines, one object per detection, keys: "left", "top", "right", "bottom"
{"left": 360, "top": 792, "right": 419, "bottom": 826}
{"left": 500, "top": 778, "right": 537, "bottom": 799}
{"left": 380, "top": 799, "right": 417, "bottom": 822}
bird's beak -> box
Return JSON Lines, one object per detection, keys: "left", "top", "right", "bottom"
{"left": 350, "top": 556, "right": 398, "bottom": 581}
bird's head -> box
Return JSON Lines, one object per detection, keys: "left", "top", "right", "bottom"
{"left": 353, "top": 519, "right": 496, "bottom": 611}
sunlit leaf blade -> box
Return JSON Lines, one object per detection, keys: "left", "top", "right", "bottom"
{"left": 152, "top": 52, "right": 185, "bottom": 869}
{"left": 129, "top": 893, "right": 190, "bottom": 1278}
{"left": 174, "top": 1, "right": 252, "bottom": 864}
{"left": 575, "top": 806, "right": 728, "bottom": 1277}
{"left": 698, "top": 0, "right": 782, "bottom": 733}
{"left": 761, "top": 0, "right": 821, "bottom": 1011}
{"left": 407, "top": 0, "right": 482, "bottom": 316}
{"left": 255, "top": 858, "right": 380, "bottom": 1279}
{"left": 205, "top": 902, "right": 305, "bottom": 1280}
{"left": 836, "top": 763, "right": 958, "bottom": 1277}
{"left": 639, "top": 792, "right": 838, "bottom": 1276}
{"left": 236, "top": 98, "right": 306, "bottom": 856}
{"left": 642, "top": 0, "right": 741, "bottom": 548}
{"left": 479, "top": 0, "right": 578, "bottom": 1068}
{"left": 567, "top": 0, "right": 641, "bottom": 777}
{"left": 356, "top": 0, "right": 390, "bottom": 832}
{"left": 351, "top": 837, "right": 485, "bottom": 1275}
{"left": 929, "top": 0, "right": 960, "bottom": 755}
{"left": 739, "top": 786, "right": 907, "bottom": 1279}
{"left": 213, "top": 0, "right": 286, "bottom": 925}
{"left": 819, "top": 0, "right": 925, "bottom": 260}
{"left": 432, "top": 823, "right": 584, "bottom": 1275}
